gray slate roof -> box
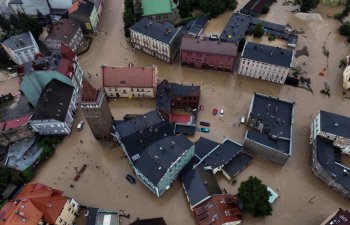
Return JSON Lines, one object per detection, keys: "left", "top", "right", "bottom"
{"left": 242, "top": 42, "right": 293, "bottom": 68}
{"left": 2, "top": 32, "right": 35, "bottom": 51}
{"left": 219, "top": 13, "right": 252, "bottom": 44}
{"left": 319, "top": 110, "right": 350, "bottom": 139}
{"left": 222, "top": 152, "right": 253, "bottom": 178}
{"left": 130, "top": 17, "right": 181, "bottom": 44}
{"left": 194, "top": 137, "right": 219, "bottom": 160}
{"left": 45, "top": 19, "right": 81, "bottom": 44}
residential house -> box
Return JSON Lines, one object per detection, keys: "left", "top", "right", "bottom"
{"left": 238, "top": 42, "right": 294, "bottom": 84}
{"left": 29, "top": 79, "right": 77, "bottom": 135}
{"left": 222, "top": 152, "right": 253, "bottom": 180}
{"left": 193, "top": 194, "right": 243, "bottom": 225}
{"left": 219, "top": 13, "right": 252, "bottom": 44}
{"left": 0, "top": 183, "right": 80, "bottom": 225}
{"left": 19, "top": 44, "right": 83, "bottom": 107}
{"left": 320, "top": 208, "right": 350, "bottom": 225}
{"left": 8, "top": 0, "right": 50, "bottom": 15}
{"left": 0, "top": 114, "right": 34, "bottom": 146}
{"left": 1, "top": 31, "right": 40, "bottom": 65}
{"left": 240, "top": 0, "right": 272, "bottom": 17}
{"left": 101, "top": 63, "right": 158, "bottom": 98}
{"left": 44, "top": 18, "right": 84, "bottom": 52}
{"left": 129, "top": 18, "right": 182, "bottom": 63}
{"left": 77, "top": 208, "right": 120, "bottom": 225}
{"left": 310, "top": 111, "right": 350, "bottom": 199}
{"left": 81, "top": 78, "right": 113, "bottom": 140}
{"left": 180, "top": 35, "right": 238, "bottom": 72}
{"left": 244, "top": 93, "right": 295, "bottom": 165}
{"left": 138, "top": 0, "right": 177, "bottom": 23}
{"left": 130, "top": 218, "right": 168, "bottom": 225}
{"left": 186, "top": 15, "right": 208, "bottom": 37}
{"left": 68, "top": 0, "right": 99, "bottom": 33}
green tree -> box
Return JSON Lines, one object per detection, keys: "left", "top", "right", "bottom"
{"left": 253, "top": 23, "right": 264, "bottom": 38}
{"left": 339, "top": 21, "right": 350, "bottom": 36}
{"left": 299, "top": 0, "right": 320, "bottom": 12}
{"left": 179, "top": 0, "right": 192, "bottom": 18}
{"left": 0, "top": 15, "right": 11, "bottom": 34}
{"left": 224, "top": 0, "right": 238, "bottom": 10}
{"left": 21, "top": 167, "right": 33, "bottom": 182}
{"left": 0, "top": 166, "right": 10, "bottom": 192}
{"left": 123, "top": 0, "right": 135, "bottom": 37}
{"left": 238, "top": 176, "right": 273, "bottom": 217}
{"left": 261, "top": 4, "right": 270, "bottom": 14}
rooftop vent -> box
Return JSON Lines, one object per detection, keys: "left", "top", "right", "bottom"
{"left": 334, "top": 123, "right": 339, "bottom": 127}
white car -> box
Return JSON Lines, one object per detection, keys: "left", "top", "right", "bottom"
{"left": 219, "top": 109, "right": 224, "bottom": 116}
{"left": 77, "top": 121, "right": 84, "bottom": 131}
{"left": 240, "top": 116, "right": 246, "bottom": 124}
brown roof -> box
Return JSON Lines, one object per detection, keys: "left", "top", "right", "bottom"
{"left": 45, "top": 19, "right": 81, "bottom": 45}
{"left": 0, "top": 183, "right": 68, "bottom": 225}
{"left": 321, "top": 208, "right": 350, "bottom": 225}
{"left": 193, "top": 194, "right": 243, "bottom": 225}
{"left": 101, "top": 64, "right": 157, "bottom": 88}
{"left": 82, "top": 78, "right": 99, "bottom": 102}
{"left": 181, "top": 36, "right": 238, "bottom": 56}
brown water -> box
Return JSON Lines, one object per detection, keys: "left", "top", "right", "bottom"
{"left": 32, "top": 0, "right": 350, "bottom": 224}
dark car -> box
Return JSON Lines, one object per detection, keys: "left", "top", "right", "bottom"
{"left": 199, "top": 122, "right": 210, "bottom": 127}
{"left": 126, "top": 174, "right": 136, "bottom": 184}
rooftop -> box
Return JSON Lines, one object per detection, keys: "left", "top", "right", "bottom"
{"left": 2, "top": 32, "right": 35, "bottom": 51}
{"left": 219, "top": 13, "right": 252, "bottom": 44}
{"left": 82, "top": 78, "right": 99, "bottom": 102}
{"left": 31, "top": 79, "right": 74, "bottom": 122}
{"left": 129, "top": 18, "right": 181, "bottom": 44}
{"left": 246, "top": 93, "right": 294, "bottom": 154}
{"left": 68, "top": 0, "right": 94, "bottom": 15}
{"left": 0, "top": 95, "right": 33, "bottom": 123}
{"left": 194, "top": 137, "right": 219, "bottom": 160}
{"left": 181, "top": 36, "right": 238, "bottom": 56}
{"left": 241, "top": 0, "right": 272, "bottom": 16}
{"left": 101, "top": 64, "right": 157, "bottom": 88}
{"left": 141, "top": 0, "right": 173, "bottom": 16}
{"left": 321, "top": 208, "right": 350, "bottom": 225}
{"left": 46, "top": 19, "right": 81, "bottom": 44}
{"left": 222, "top": 152, "right": 253, "bottom": 178}
{"left": 241, "top": 42, "right": 294, "bottom": 68}
{"left": 134, "top": 134, "right": 193, "bottom": 185}
{"left": 319, "top": 110, "right": 350, "bottom": 139}
{"left": 130, "top": 217, "right": 167, "bottom": 225}
{"left": 1, "top": 114, "right": 32, "bottom": 132}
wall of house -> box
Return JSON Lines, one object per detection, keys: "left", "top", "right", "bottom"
{"left": 244, "top": 138, "right": 289, "bottom": 165}
{"left": 146, "top": 12, "right": 176, "bottom": 23}
{"left": 2, "top": 43, "right": 39, "bottom": 65}
{"left": 55, "top": 198, "right": 80, "bottom": 225}
{"left": 89, "top": 6, "right": 99, "bottom": 32}
{"left": 157, "top": 144, "right": 195, "bottom": 196}
{"left": 181, "top": 49, "right": 236, "bottom": 72}
{"left": 69, "top": 14, "right": 91, "bottom": 33}
{"left": 134, "top": 166, "right": 159, "bottom": 196}
{"left": 171, "top": 95, "right": 200, "bottom": 109}
{"left": 104, "top": 87, "right": 155, "bottom": 98}
{"left": 238, "top": 57, "right": 290, "bottom": 84}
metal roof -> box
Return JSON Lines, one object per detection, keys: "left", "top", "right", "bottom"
{"left": 319, "top": 110, "right": 350, "bottom": 139}
{"left": 222, "top": 152, "right": 253, "bottom": 178}
{"left": 219, "top": 13, "right": 252, "bottom": 44}
{"left": 2, "top": 32, "right": 35, "bottom": 51}
{"left": 194, "top": 137, "right": 219, "bottom": 160}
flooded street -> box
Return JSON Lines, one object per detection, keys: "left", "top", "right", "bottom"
{"left": 32, "top": 0, "right": 350, "bottom": 224}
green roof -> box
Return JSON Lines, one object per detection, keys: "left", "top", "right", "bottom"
{"left": 141, "top": 0, "right": 174, "bottom": 16}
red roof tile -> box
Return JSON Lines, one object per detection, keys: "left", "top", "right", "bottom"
{"left": 57, "top": 44, "right": 76, "bottom": 79}
{"left": 68, "top": 0, "right": 80, "bottom": 14}
{"left": 102, "top": 64, "right": 157, "bottom": 88}
{"left": 82, "top": 78, "right": 99, "bottom": 102}
{"left": 0, "top": 200, "right": 43, "bottom": 225}
{"left": 2, "top": 114, "right": 32, "bottom": 131}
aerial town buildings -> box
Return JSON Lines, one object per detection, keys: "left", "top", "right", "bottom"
{"left": 241, "top": 0, "right": 272, "bottom": 17}
{"left": 343, "top": 55, "right": 350, "bottom": 90}
{"left": 238, "top": 42, "right": 294, "bottom": 84}
{"left": 180, "top": 36, "right": 238, "bottom": 72}
{"left": 310, "top": 111, "right": 350, "bottom": 199}
{"left": 133, "top": 0, "right": 178, "bottom": 23}
{"left": 28, "top": 79, "right": 77, "bottom": 135}
{"left": 19, "top": 44, "right": 83, "bottom": 107}
{"left": 185, "top": 15, "right": 208, "bottom": 37}
{"left": 244, "top": 93, "right": 295, "bottom": 165}
{"left": 81, "top": 78, "right": 113, "bottom": 140}
{"left": 101, "top": 64, "right": 158, "bottom": 98}
{"left": 0, "top": 183, "right": 80, "bottom": 225}
{"left": 68, "top": 0, "right": 100, "bottom": 33}
{"left": 320, "top": 208, "right": 350, "bottom": 225}
{"left": 44, "top": 18, "right": 84, "bottom": 53}
{"left": 1, "top": 31, "right": 40, "bottom": 65}
{"left": 0, "top": 114, "right": 33, "bottom": 146}
{"left": 129, "top": 18, "right": 182, "bottom": 63}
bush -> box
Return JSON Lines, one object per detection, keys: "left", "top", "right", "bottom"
{"left": 10, "top": 170, "right": 24, "bottom": 185}
{"left": 299, "top": 0, "right": 320, "bottom": 12}
{"left": 261, "top": 4, "right": 270, "bottom": 14}
{"left": 123, "top": 0, "right": 135, "bottom": 37}
{"left": 179, "top": 0, "right": 192, "bottom": 18}
{"left": 253, "top": 23, "right": 264, "bottom": 38}
{"left": 339, "top": 22, "right": 350, "bottom": 36}
{"left": 268, "top": 34, "right": 276, "bottom": 41}
{"left": 21, "top": 167, "right": 33, "bottom": 182}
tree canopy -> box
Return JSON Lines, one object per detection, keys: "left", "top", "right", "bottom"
{"left": 238, "top": 176, "right": 273, "bottom": 217}
{"left": 253, "top": 23, "right": 264, "bottom": 38}
{"left": 298, "top": 0, "right": 320, "bottom": 12}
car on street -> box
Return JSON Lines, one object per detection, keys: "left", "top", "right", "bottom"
{"left": 126, "top": 174, "right": 136, "bottom": 184}
{"left": 198, "top": 127, "right": 210, "bottom": 133}
{"left": 77, "top": 121, "right": 84, "bottom": 131}
{"left": 240, "top": 116, "right": 246, "bottom": 124}
{"left": 199, "top": 122, "right": 210, "bottom": 127}
{"left": 219, "top": 109, "right": 224, "bottom": 116}
{"left": 212, "top": 108, "right": 218, "bottom": 116}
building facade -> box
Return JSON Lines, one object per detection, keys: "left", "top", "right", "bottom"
{"left": 102, "top": 64, "right": 158, "bottom": 98}
{"left": 44, "top": 19, "right": 84, "bottom": 52}
{"left": 81, "top": 79, "right": 113, "bottom": 139}
{"left": 180, "top": 36, "right": 238, "bottom": 72}
{"left": 129, "top": 18, "right": 181, "bottom": 63}
{"left": 238, "top": 42, "right": 294, "bottom": 84}
{"left": 1, "top": 31, "right": 40, "bottom": 65}
{"left": 320, "top": 208, "right": 350, "bottom": 225}
{"left": 68, "top": 0, "right": 100, "bottom": 33}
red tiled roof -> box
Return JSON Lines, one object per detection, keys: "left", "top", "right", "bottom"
{"left": 2, "top": 114, "right": 32, "bottom": 131}
{"left": 101, "top": 64, "right": 157, "bottom": 88}
{"left": 68, "top": 0, "right": 80, "bottom": 14}
{"left": 82, "top": 78, "right": 99, "bottom": 102}
{"left": 0, "top": 183, "right": 68, "bottom": 225}
{"left": 57, "top": 44, "right": 76, "bottom": 79}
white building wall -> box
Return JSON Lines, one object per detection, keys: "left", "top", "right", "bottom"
{"left": 104, "top": 87, "right": 155, "bottom": 98}
{"left": 48, "top": 0, "right": 72, "bottom": 9}
{"left": 55, "top": 198, "right": 80, "bottom": 225}
{"left": 238, "top": 57, "right": 290, "bottom": 84}
{"left": 29, "top": 120, "right": 70, "bottom": 135}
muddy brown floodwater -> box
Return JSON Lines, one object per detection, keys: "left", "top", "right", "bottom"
{"left": 30, "top": 0, "right": 350, "bottom": 224}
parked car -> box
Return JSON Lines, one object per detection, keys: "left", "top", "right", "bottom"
{"left": 198, "top": 127, "right": 210, "bottom": 133}
{"left": 240, "top": 116, "right": 246, "bottom": 124}
{"left": 199, "top": 122, "right": 210, "bottom": 127}
{"left": 212, "top": 108, "right": 218, "bottom": 116}
{"left": 219, "top": 109, "right": 224, "bottom": 116}
{"left": 77, "top": 121, "right": 84, "bottom": 131}
{"left": 209, "top": 34, "right": 219, "bottom": 41}
{"left": 126, "top": 174, "right": 136, "bottom": 184}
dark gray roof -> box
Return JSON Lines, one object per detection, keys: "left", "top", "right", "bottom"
{"left": 2, "top": 32, "right": 35, "bottom": 50}
{"left": 319, "top": 110, "right": 350, "bottom": 139}
{"left": 129, "top": 18, "right": 181, "bottom": 44}
{"left": 188, "top": 26, "right": 202, "bottom": 36}
{"left": 134, "top": 134, "right": 193, "bottom": 185}
{"left": 8, "top": 0, "right": 22, "bottom": 4}
{"left": 242, "top": 42, "right": 293, "bottom": 68}
{"left": 241, "top": 0, "right": 272, "bottom": 17}
{"left": 31, "top": 79, "right": 74, "bottom": 121}
{"left": 130, "top": 218, "right": 167, "bottom": 225}
{"left": 181, "top": 165, "right": 222, "bottom": 208}
{"left": 86, "top": 207, "right": 99, "bottom": 225}
{"left": 174, "top": 123, "right": 196, "bottom": 135}
{"left": 46, "top": 19, "right": 81, "bottom": 44}
{"left": 194, "top": 137, "right": 219, "bottom": 160}
{"left": 193, "top": 15, "right": 208, "bottom": 28}
{"left": 222, "top": 152, "right": 253, "bottom": 178}
{"left": 219, "top": 13, "right": 252, "bottom": 44}
{"left": 316, "top": 136, "right": 350, "bottom": 191}
{"left": 246, "top": 93, "right": 294, "bottom": 154}
{"left": 203, "top": 139, "right": 243, "bottom": 169}
{"left": 250, "top": 17, "right": 285, "bottom": 32}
